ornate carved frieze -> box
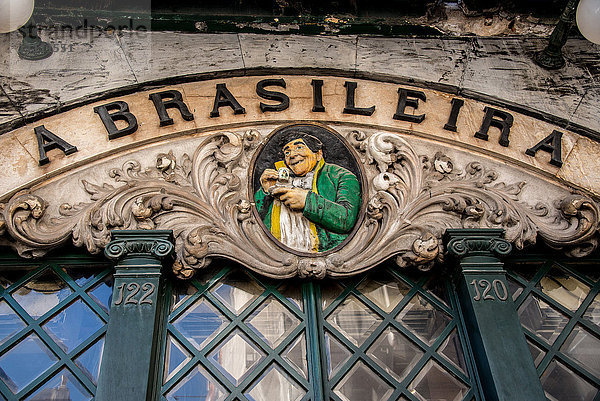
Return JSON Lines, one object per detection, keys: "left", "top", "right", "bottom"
{"left": 1, "top": 126, "right": 598, "bottom": 279}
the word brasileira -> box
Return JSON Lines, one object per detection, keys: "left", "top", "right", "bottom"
{"left": 33, "top": 78, "right": 563, "bottom": 167}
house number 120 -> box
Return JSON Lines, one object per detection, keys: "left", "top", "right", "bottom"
{"left": 114, "top": 282, "right": 155, "bottom": 306}
{"left": 470, "top": 279, "right": 508, "bottom": 302}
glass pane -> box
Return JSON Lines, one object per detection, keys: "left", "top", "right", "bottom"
{"left": 526, "top": 340, "right": 546, "bottom": 367}
{"left": 62, "top": 268, "right": 96, "bottom": 288}
{"left": 366, "top": 326, "right": 424, "bottom": 382}
{"left": 357, "top": 271, "right": 410, "bottom": 313}
{"left": 507, "top": 277, "right": 523, "bottom": 301}
{"left": 0, "top": 268, "right": 29, "bottom": 290}
{"left": 423, "top": 278, "right": 450, "bottom": 308}
{"left": 518, "top": 295, "right": 569, "bottom": 345}
{"left": 172, "top": 282, "right": 198, "bottom": 312}
{"left": 0, "top": 300, "right": 25, "bottom": 345}
{"left": 12, "top": 269, "right": 72, "bottom": 319}
{"left": 333, "top": 360, "right": 393, "bottom": 401}
{"left": 396, "top": 293, "right": 451, "bottom": 346}
{"left": 438, "top": 330, "right": 467, "bottom": 374}
{"left": 541, "top": 360, "right": 598, "bottom": 401}
{"left": 245, "top": 364, "right": 306, "bottom": 401}
{"left": 278, "top": 283, "right": 304, "bottom": 312}
{"left": 24, "top": 368, "right": 91, "bottom": 401}
{"left": 172, "top": 298, "right": 229, "bottom": 350}
{"left": 0, "top": 334, "right": 58, "bottom": 393}
{"left": 282, "top": 333, "right": 308, "bottom": 380}
{"left": 327, "top": 296, "right": 382, "bottom": 347}
{"left": 42, "top": 299, "right": 104, "bottom": 353}
{"left": 165, "top": 365, "right": 227, "bottom": 401}
{"left": 324, "top": 332, "right": 351, "bottom": 379}
{"left": 246, "top": 296, "right": 300, "bottom": 349}
{"left": 88, "top": 276, "right": 114, "bottom": 313}
{"left": 321, "top": 282, "right": 344, "bottom": 311}
{"left": 207, "top": 329, "right": 265, "bottom": 385}
{"left": 560, "top": 325, "right": 600, "bottom": 377}
{"left": 164, "top": 335, "right": 193, "bottom": 384}
{"left": 537, "top": 268, "right": 590, "bottom": 312}
{"left": 408, "top": 360, "right": 468, "bottom": 401}
{"left": 75, "top": 336, "right": 105, "bottom": 386}
{"left": 583, "top": 294, "right": 600, "bottom": 328}
{"left": 210, "top": 271, "right": 263, "bottom": 315}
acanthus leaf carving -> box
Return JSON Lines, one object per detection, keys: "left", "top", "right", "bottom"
{"left": 1, "top": 128, "right": 599, "bottom": 279}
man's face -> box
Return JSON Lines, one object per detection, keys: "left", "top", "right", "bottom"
{"left": 283, "top": 139, "right": 322, "bottom": 176}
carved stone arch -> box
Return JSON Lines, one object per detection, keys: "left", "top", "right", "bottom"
{"left": 0, "top": 75, "right": 598, "bottom": 279}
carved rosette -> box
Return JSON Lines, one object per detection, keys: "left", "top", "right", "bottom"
{"left": 1, "top": 128, "right": 599, "bottom": 279}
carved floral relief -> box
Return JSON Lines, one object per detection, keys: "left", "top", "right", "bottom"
{"left": 1, "top": 124, "right": 598, "bottom": 279}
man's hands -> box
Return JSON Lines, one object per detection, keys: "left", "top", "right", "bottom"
{"left": 271, "top": 187, "right": 309, "bottom": 211}
{"left": 260, "top": 169, "right": 279, "bottom": 192}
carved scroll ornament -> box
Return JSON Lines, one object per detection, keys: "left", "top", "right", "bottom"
{"left": 1, "top": 128, "right": 599, "bottom": 279}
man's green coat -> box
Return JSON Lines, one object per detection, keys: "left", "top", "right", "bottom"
{"left": 255, "top": 160, "right": 361, "bottom": 252}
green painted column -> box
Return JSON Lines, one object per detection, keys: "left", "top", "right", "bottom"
{"left": 445, "top": 229, "right": 545, "bottom": 401}
{"left": 95, "top": 230, "right": 174, "bottom": 401}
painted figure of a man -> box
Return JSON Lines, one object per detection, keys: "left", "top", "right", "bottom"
{"left": 255, "top": 132, "right": 361, "bottom": 252}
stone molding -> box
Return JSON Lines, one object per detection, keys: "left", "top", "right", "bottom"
{"left": 0, "top": 128, "right": 598, "bottom": 279}
{"left": 446, "top": 229, "right": 512, "bottom": 258}
{"left": 104, "top": 230, "right": 175, "bottom": 263}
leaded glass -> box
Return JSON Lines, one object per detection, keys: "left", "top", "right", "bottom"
{"left": 541, "top": 360, "right": 598, "bottom": 401}
{"left": 12, "top": 269, "right": 72, "bottom": 319}
{"left": 324, "top": 332, "right": 351, "bottom": 379}
{"left": 75, "top": 337, "right": 105, "bottom": 386}
{"left": 366, "top": 326, "right": 424, "bottom": 382}
{"left": 357, "top": 271, "right": 410, "bottom": 313}
{"left": 518, "top": 295, "right": 568, "bottom": 344}
{"left": 210, "top": 271, "right": 263, "bottom": 315}
{"left": 24, "top": 368, "right": 91, "bottom": 401}
{"left": 583, "top": 294, "right": 600, "bottom": 328}
{"left": 0, "top": 334, "right": 58, "bottom": 394}
{"left": 282, "top": 333, "right": 308, "bottom": 380}
{"left": 396, "top": 293, "right": 451, "bottom": 346}
{"left": 560, "top": 325, "right": 600, "bottom": 377}
{"left": 87, "top": 276, "right": 114, "bottom": 313}
{"left": 166, "top": 365, "right": 227, "bottom": 401}
{"left": 408, "top": 360, "right": 468, "bottom": 401}
{"left": 246, "top": 296, "right": 300, "bottom": 348}
{"left": 245, "top": 364, "right": 305, "bottom": 401}
{"left": 526, "top": 340, "right": 546, "bottom": 367}
{"left": 207, "top": 330, "right": 265, "bottom": 385}
{"left": 164, "top": 335, "right": 193, "bottom": 384}
{"left": 0, "top": 300, "right": 25, "bottom": 345}
{"left": 172, "top": 298, "right": 229, "bottom": 350}
{"left": 327, "top": 295, "right": 382, "bottom": 346}
{"left": 537, "top": 268, "right": 590, "bottom": 312}
{"left": 333, "top": 361, "right": 393, "bottom": 401}
{"left": 438, "top": 330, "right": 468, "bottom": 374}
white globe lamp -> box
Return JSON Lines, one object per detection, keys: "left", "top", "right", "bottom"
{"left": 0, "top": 0, "right": 35, "bottom": 34}
{"left": 576, "top": 0, "right": 600, "bottom": 44}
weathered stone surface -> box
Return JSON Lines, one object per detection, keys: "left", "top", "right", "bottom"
{"left": 118, "top": 32, "right": 244, "bottom": 83}
{"left": 1, "top": 29, "right": 136, "bottom": 118}
{"left": 238, "top": 34, "right": 357, "bottom": 71}
{"left": 460, "top": 38, "right": 588, "bottom": 122}
{"left": 356, "top": 37, "right": 470, "bottom": 88}
{"left": 558, "top": 136, "right": 600, "bottom": 196}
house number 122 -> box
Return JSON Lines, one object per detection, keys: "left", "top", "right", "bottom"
{"left": 114, "top": 282, "right": 155, "bottom": 306}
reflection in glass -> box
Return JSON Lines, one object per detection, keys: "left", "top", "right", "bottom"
{"left": 396, "top": 294, "right": 451, "bottom": 346}
{"left": 0, "top": 300, "right": 25, "bottom": 345}
{"left": 62, "top": 268, "right": 96, "bottom": 288}
{"left": 278, "top": 283, "right": 304, "bottom": 312}
{"left": 210, "top": 271, "right": 263, "bottom": 315}
{"left": 166, "top": 365, "right": 227, "bottom": 401}
{"left": 537, "top": 268, "right": 590, "bottom": 312}
{"left": 164, "top": 335, "right": 193, "bottom": 384}
{"left": 24, "top": 368, "right": 91, "bottom": 401}
{"left": 0, "top": 334, "right": 58, "bottom": 393}
{"left": 247, "top": 296, "right": 300, "bottom": 349}
{"left": 172, "top": 282, "right": 198, "bottom": 312}
{"left": 327, "top": 296, "right": 382, "bottom": 346}
{"left": 324, "top": 332, "right": 351, "bottom": 379}
{"left": 282, "top": 334, "right": 308, "bottom": 379}
{"left": 541, "top": 360, "right": 598, "bottom": 401}
{"left": 321, "top": 282, "right": 344, "bottom": 311}
{"left": 423, "top": 278, "right": 450, "bottom": 308}
{"left": 333, "top": 361, "right": 393, "bottom": 401}
{"left": 208, "top": 329, "right": 265, "bottom": 385}
{"left": 507, "top": 277, "right": 523, "bottom": 301}
{"left": 88, "top": 276, "right": 114, "bottom": 313}
{"left": 518, "top": 295, "right": 568, "bottom": 344}
{"left": 438, "top": 330, "right": 467, "bottom": 374}
{"left": 583, "top": 294, "right": 600, "bottom": 328}
{"left": 526, "top": 340, "right": 546, "bottom": 367}
{"left": 12, "top": 269, "right": 72, "bottom": 319}
{"left": 173, "top": 298, "right": 229, "bottom": 350}
{"left": 357, "top": 272, "right": 410, "bottom": 313}
{"left": 75, "top": 337, "right": 105, "bottom": 386}
{"left": 366, "top": 326, "right": 424, "bottom": 382}
{"left": 561, "top": 325, "right": 600, "bottom": 377}
{"left": 245, "top": 364, "right": 305, "bottom": 401}
{"left": 408, "top": 360, "right": 468, "bottom": 401}
{"left": 42, "top": 299, "right": 104, "bottom": 353}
